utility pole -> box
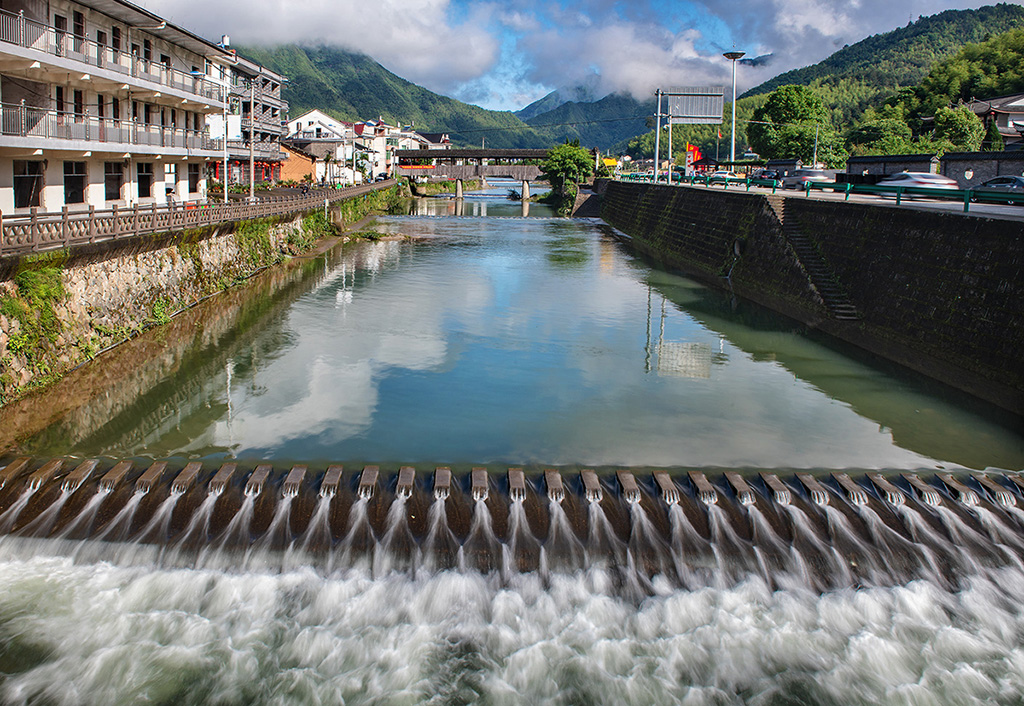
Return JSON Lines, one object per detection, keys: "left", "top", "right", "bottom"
{"left": 653, "top": 89, "right": 662, "bottom": 182}
{"left": 222, "top": 83, "right": 229, "bottom": 203}
{"left": 248, "top": 75, "right": 255, "bottom": 201}
{"left": 724, "top": 50, "right": 745, "bottom": 166}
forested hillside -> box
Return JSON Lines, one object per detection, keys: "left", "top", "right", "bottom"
{"left": 237, "top": 45, "right": 549, "bottom": 148}
{"left": 239, "top": 5, "right": 1024, "bottom": 153}
{"left": 616, "top": 4, "right": 1024, "bottom": 161}
{"left": 741, "top": 4, "right": 1024, "bottom": 99}
{"left": 523, "top": 94, "right": 654, "bottom": 149}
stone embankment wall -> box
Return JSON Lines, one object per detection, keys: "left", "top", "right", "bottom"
{"left": 0, "top": 185, "right": 403, "bottom": 405}
{"left": 599, "top": 180, "right": 1024, "bottom": 413}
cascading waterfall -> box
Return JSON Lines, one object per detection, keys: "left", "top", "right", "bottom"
{"left": 3, "top": 459, "right": 1024, "bottom": 703}
{"left": 2, "top": 459, "right": 1024, "bottom": 591}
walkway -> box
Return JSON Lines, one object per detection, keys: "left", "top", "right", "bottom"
{"left": 0, "top": 181, "right": 397, "bottom": 257}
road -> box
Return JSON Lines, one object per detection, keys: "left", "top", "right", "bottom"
{"left": 686, "top": 181, "right": 1024, "bottom": 221}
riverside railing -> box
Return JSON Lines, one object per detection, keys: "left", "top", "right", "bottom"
{"left": 617, "top": 173, "right": 1024, "bottom": 213}
{"left": 0, "top": 8, "right": 222, "bottom": 102}
{"left": 0, "top": 102, "right": 213, "bottom": 149}
{"left": 0, "top": 181, "right": 396, "bottom": 257}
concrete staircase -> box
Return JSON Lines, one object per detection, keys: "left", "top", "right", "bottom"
{"left": 766, "top": 195, "right": 861, "bottom": 321}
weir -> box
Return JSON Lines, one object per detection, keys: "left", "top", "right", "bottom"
{"left": 2, "top": 457, "right": 1023, "bottom": 589}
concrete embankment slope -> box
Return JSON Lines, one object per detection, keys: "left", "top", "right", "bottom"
{"left": 599, "top": 179, "right": 1023, "bottom": 414}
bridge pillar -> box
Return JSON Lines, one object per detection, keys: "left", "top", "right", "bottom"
{"left": 455, "top": 179, "right": 464, "bottom": 199}
{"left": 521, "top": 180, "right": 530, "bottom": 200}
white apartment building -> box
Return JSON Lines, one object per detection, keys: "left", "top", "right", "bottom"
{"left": 207, "top": 51, "right": 287, "bottom": 186}
{"left": 287, "top": 108, "right": 352, "bottom": 141}
{"left": 0, "top": 0, "right": 231, "bottom": 214}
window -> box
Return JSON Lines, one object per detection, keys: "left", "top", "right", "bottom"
{"left": 55, "top": 86, "right": 64, "bottom": 114}
{"left": 144, "top": 104, "right": 152, "bottom": 125}
{"left": 112, "top": 97, "right": 120, "bottom": 120}
{"left": 165, "top": 164, "right": 177, "bottom": 200}
{"left": 104, "top": 162, "right": 123, "bottom": 201}
{"left": 54, "top": 14, "right": 67, "bottom": 54}
{"left": 64, "top": 161, "right": 86, "bottom": 204}
{"left": 188, "top": 163, "right": 201, "bottom": 193}
{"left": 73, "top": 89, "right": 84, "bottom": 120}
{"left": 143, "top": 39, "right": 151, "bottom": 62}
{"left": 161, "top": 54, "right": 171, "bottom": 71}
{"left": 137, "top": 162, "right": 154, "bottom": 198}
{"left": 112, "top": 26, "right": 121, "bottom": 52}
{"left": 72, "top": 12, "right": 84, "bottom": 52}
{"left": 96, "top": 94, "right": 105, "bottom": 119}
{"left": 14, "top": 161, "right": 44, "bottom": 208}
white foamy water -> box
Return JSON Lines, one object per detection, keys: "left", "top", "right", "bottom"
{"left": 2, "top": 553, "right": 1024, "bottom": 705}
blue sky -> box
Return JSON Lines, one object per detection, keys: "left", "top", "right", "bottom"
{"left": 141, "top": 0, "right": 1016, "bottom": 111}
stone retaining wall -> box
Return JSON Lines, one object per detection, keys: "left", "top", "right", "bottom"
{"left": 0, "top": 214, "right": 311, "bottom": 404}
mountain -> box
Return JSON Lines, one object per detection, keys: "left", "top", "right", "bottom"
{"left": 741, "top": 4, "right": 1024, "bottom": 99}
{"left": 523, "top": 93, "right": 654, "bottom": 150}
{"left": 236, "top": 44, "right": 549, "bottom": 148}
{"left": 515, "top": 91, "right": 567, "bottom": 122}
{"left": 515, "top": 76, "right": 603, "bottom": 121}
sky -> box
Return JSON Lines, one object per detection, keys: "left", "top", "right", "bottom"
{"left": 138, "top": 0, "right": 1018, "bottom": 112}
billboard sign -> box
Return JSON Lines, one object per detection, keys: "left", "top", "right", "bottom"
{"left": 667, "top": 87, "right": 725, "bottom": 125}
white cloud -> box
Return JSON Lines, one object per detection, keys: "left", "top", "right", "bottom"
{"left": 138, "top": 0, "right": 1011, "bottom": 110}
{"left": 138, "top": 0, "right": 501, "bottom": 94}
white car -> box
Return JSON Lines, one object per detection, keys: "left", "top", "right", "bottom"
{"left": 877, "top": 172, "right": 958, "bottom": 190}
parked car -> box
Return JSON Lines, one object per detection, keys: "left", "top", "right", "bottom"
{"left": 781, "top": 168, "right": 831, "bottom": 189}
{"left": 707, "top": 170, "right": 741, "bottom": 184}
{"left": 971, "top": 175, "right": 1024, "bottom": 204}
{"left": 876, "top": 172, "right": 958, "bottom": 190}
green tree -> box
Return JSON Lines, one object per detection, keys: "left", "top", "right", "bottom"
{"left": 982, "top": 118, "right": 1005, "bottom": 151}
{"left": 747, "top": 85, "right": 847, "bottom": 166}
{"left": 932, "top": 105, "right": 985, "bottom": 150}
{"left": 846, "top": 118, "right": 913, "bottom": 155}
{"left": 540, "top": 140, "right": 593, "bottom": 215}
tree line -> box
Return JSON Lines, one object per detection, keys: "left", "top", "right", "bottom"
{"left": 624, "top": 26, "right": 1024, "bottom": 168}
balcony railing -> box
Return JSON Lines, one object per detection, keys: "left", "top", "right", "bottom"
{"left": 0, "top": 8, "right": 223, "bottom": 102}
{"left": 219, "top": 140, "right": 284, "bottom": 161}
{"left": 1, "top": 181, "right": 397, "bottom": 256}
{"left": 1, "top": 102, "right": 215, "bottom": 149}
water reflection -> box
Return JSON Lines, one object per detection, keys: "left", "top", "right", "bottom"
{"left": 7, "top": 207, "right": 1022, "bottom": 470}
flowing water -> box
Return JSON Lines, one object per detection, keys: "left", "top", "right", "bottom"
{"left": 1, "top": 181, "right": 1023, "bottom": 704}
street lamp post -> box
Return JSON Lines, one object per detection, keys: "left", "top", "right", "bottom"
{"left": 723, "top": 50, "right": 745, "bottom": 166}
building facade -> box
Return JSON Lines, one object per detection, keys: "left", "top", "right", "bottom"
{"left": 207, "top": 51, "right": 287, "bottom": 187}
{"left": 0, "top": 0, "right": 231, "bottom": 214}
{"left": 965, "top": 93, "right": 1024, "bottom": 148}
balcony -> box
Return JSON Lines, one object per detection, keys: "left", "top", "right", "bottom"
{"left": 218, "top": 139, "right": 283, "bottom": 161}
{"left": 0, "top": 8, "right": 223, "bottom": 104}
{"left": 1, "top": 102, "right": 216, "bottom": 151}
{"left": 240, "top": 115, "right": 285, "bottom": 134}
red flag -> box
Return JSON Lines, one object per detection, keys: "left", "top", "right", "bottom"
{"left": 717, "top": 129, "right": 722, "bottom": 139}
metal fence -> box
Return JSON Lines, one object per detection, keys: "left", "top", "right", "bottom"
{"left": 0, "top": 181, "right": 397, "bottom": 257}
{"left": 0, "top": 8, "right": 222, "bottom": 102}
{"left": 618, "top": 173, "right": 1024, "bottom": 213}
